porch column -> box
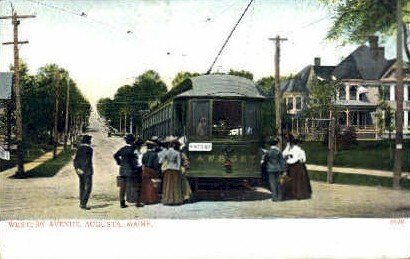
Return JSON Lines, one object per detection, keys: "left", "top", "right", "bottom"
{"left": 346, "top": 108, "right": 350, "bottom": 127}
{"left": 405, "top": 111, "right": 409, "bottom": 131}
{"left": 390, "top": 84, "right": 395, "bottom": 101}
{"left": 296, "top": 118, "right": 299, "bottom": 134}
{"left": 346, "top": 84, "right": 350, "bottom": 101}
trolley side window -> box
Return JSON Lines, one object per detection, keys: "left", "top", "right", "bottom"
{"left": 192, "top": 100, "right": 210, "bottom": 138}
{"left": 174, "top": 102, "right": 187, "bottom": 136}
{"left": 212, "top": 100, "right": 242, "bottom": 137}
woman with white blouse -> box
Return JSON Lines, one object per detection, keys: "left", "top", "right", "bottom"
{"left": 282, "top": 135, "right": 312, "bottom": 200}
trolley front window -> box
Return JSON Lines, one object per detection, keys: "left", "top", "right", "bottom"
{"left": 192, "top": 100, "right": 210, "bottom": 138}
{"left": 212, "top": 100, "right": 242, "bottom": 137}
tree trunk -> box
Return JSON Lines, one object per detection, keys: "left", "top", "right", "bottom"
{"left": 402, "top": 22, "right": 410, "bottom": 63}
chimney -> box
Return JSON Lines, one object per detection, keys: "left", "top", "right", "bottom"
{"left": 314, "top": 57, "right": 321, "bottom": 66}
{"left": 369, "top": 35, "right": 378, "bottom": 50}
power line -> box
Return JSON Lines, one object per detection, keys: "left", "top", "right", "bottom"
{"left": 23, "top": 0, "right": 136, "bottom": 35}
{"left": 206, "top": 0, "right": 255, "bottom": 74}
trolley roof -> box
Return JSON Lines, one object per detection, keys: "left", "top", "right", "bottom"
{"left": 175, "top": 74, "right": 265, "bottom": 99}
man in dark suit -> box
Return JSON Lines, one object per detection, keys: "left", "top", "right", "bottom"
{"left": 114, "top": 134, "right": 143, "bottom": 208}
{"left": 73, "top": 135, "right": 94, "bottom": 210}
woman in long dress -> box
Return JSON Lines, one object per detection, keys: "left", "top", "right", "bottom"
{"left": 175, "top": 141, "right": 192, "bottom": 202}
{"left": 282, "top": 135, "right": 312, "bottom": 200}
{"left": 140, "top": 140, "right": 161, "bottom": 204}
{"left": 161, "top": 137, "right": 184, "bottom": 205}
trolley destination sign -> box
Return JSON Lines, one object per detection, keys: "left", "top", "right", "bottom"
{"left": 188, "top": 142, "right": 212, "bottom": 152}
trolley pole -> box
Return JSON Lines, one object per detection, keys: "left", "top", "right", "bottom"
{"left": 269, "top": 35, "right": 287, "bottom": 148}
{"left": 64, "top": 77, "right": 70, "bottom": 150}
{"left": 1, "top": 10, "right": 35, "bottom": 177}
{"left": 393, "top": 0, "right": 404, "bottom": 189}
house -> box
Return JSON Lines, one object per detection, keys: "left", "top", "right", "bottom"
{"left": 281, "top": 36, "right": 409, "bottom": 139}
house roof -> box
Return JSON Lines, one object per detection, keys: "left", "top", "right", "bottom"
{"left": 332, "top": 46, "right": 391, "bottom": 80}
{"left": 280, "top": 66, "right": 311, "bottom": 93}
{"left": 282, "top": 44, "right": 396, "bottom": 94}
{"left": 280, "top": 65, "right": 335, "bottom": 93}
{"left": 176, "top": 74, "right": 265, "bottom": 99}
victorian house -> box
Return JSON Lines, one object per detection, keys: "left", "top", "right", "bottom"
{"left": 281, "top": 36, "right": 409, "bottom": 139}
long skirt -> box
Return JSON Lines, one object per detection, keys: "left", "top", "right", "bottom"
{"left": 162, "top": 169, "right": 184, "bottom": 205}
{"left": 282, "top": 162, "right": 312, "bottom": 200}
{"left": 140, "top": 167, "right": 161, "bottom": 204}
{"left": 181, "top": 175, "right": 192, "bottom": 201}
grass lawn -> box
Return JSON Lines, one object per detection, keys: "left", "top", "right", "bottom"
{"left": 302, "top": 140, "right": 410, "bottom": 172}
{"left": 0, "top": 144, "right": 54, "bottom": 172}
{"left": 26, "top": 149, "right": 74, "bottom": 178}
{"left": 309, "top": 170, "right": 410, "bottom": 190}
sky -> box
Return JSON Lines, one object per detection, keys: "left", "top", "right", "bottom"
{"left": 0, "top": 0, "right": 396, "bottom": 106}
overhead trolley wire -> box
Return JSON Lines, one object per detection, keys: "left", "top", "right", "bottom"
{"left": 205, "top": 0, "right": 255, "bottom": 74}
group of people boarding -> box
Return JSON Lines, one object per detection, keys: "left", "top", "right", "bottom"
{"left": 73, "top": 132, "right": 312, "bottom": 210}
{"left": 262, "top": 134, "right": 312, "bottom": 201}
{"left": 114, "top": 134, "right": 192, "bottom": 208}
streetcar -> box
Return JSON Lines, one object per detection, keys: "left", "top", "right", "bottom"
{"left": 141, "top": 74, "right": 265, "bottom": 187}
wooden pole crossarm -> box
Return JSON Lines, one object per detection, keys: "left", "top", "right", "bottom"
{"left": 0, "top": 15, "right": 36, "bottom": 19}
{"left": 3, "top": 41, "right": 29, "bottom": 45}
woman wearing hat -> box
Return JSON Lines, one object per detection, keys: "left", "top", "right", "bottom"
{"left": 140, "top": 140, "right": 161, "bottom": 204}
{"left": 114, "top": 134, "right": 141, "bottom": 208}
{"left": 282, "top": 135, "right": 312, "bottom": 200}
{"left": 161, "top": 137, "right": 184, "bottom": 205}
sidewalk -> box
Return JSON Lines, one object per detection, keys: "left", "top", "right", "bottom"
{"left": 307, "top": 164, "right": 410, "bottom": 179}
{"left": 0, "top": 147, "right": 64, "bottom": 177}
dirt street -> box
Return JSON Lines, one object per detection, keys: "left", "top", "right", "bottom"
{"left": 1, "top": 113, "right": 409, "bottom": 219}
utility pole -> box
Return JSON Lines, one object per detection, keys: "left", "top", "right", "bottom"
{"left": 1, "top": 10, "right": 35, "bottom": 177}
{"left": 64, "top": 77, "right": 70, "bottom": 150}
{"left": 53, "top": 71, "right": 61, "bottom": 159}
{"left": 393, "top": 0, "right": 404, "bottom": 189}
{"left": 327, "top": 114, "right": 336, "bottom": 183}
{"left": 269, "top": 35, "right": 287, "bottom": 148}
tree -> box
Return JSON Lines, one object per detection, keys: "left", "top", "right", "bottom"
{"left": 14, "top": 61, "right": 91, "bottom": 148}
{"left": 99, "top": 70, "right": 167, "bottom": 135}
{"left": 318, "top": 0, "right": 410, "bottom": 61}
{"left": 171, "top": 71, "right": 200, "bottom": 88}
{"left": 305, "top": 78, "right": 341, "bottom": 183}
{"left": 256, "top": 76, "right": 275, "bottom": 137}
{"left": 304, "top": 78, "right": 339, "bottom": 120}
{"left": 228, "top": 69, "right": 254, "bottom": 80}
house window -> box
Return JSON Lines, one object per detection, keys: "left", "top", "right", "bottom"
{"left": 339, "top": 86, "right": 346, "bottom": 100}
{"left": 382, "top": 85, "right": 390, "bottom": 101}
{"left": 407, "top": 85, "right": 410, "bottom": 101}
{"left": 296, "top": 97, "right": 302, "bottom": 110}
{"left": 286, "top": 97, "right": 294, "bottom": 111}
{"left": 349, "top": 85, "right": 357, "bottom": 100}
{"left": 406, "top": 111, "right": 410, "bottom": 129}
